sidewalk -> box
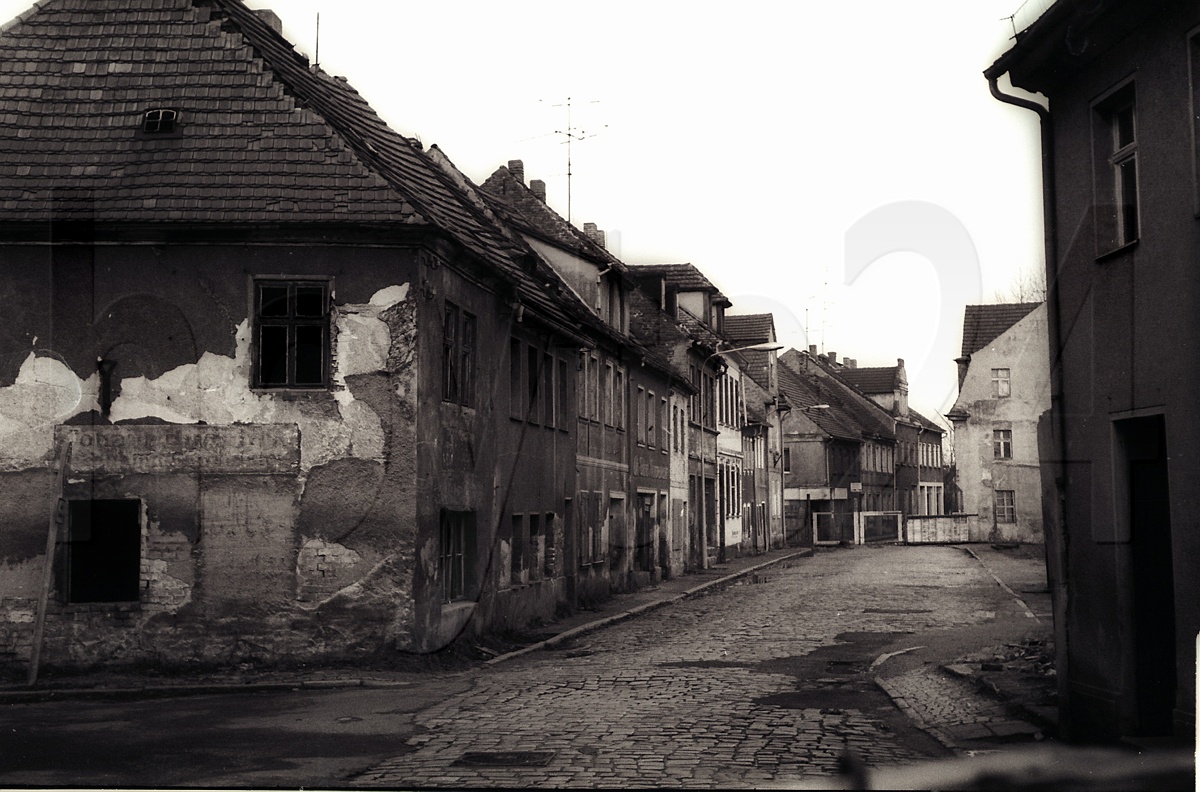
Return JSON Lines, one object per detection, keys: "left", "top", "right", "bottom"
{"left": 0, "top": 545, "right": 812, "bottom": 703}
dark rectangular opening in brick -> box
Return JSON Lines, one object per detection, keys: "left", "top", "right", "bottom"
{"left": 65, "top": 499, "right": 141, "bottom": 603}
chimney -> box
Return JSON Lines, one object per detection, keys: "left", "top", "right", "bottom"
{"left": 507, "top": 159, "right": 524, "bottom": 184}
{"left": 828, "top": 351, "right": 837, "bottom": 365}
{"left": 808, "top": 344, "right": 817, "bottom": 355}
{"left": 583, "top": 223, "right": 607, "bottom": 249}
{"left": 846, "top": 358, "right": 857, "bottom": 369}
{"left": 254, "top": 9, "right": 284, "bottom": 34}
{"left": 529, "top": 179, "right": 546, "bottom": 202}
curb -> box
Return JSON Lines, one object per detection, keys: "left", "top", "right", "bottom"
{"left": 942, "top": 663, "right": 1058, "bottom": 734}
{"left": 0, "top": 676, "right": 418, "bottom": 704}
{"left": 483, "top": 550, "right": 813, "bottom": 667}
{"left": 961, "top": 546, "right": 1041, "bottom": 623}
{"left": 874, "top": 675, "right": 961, "bottom": 754}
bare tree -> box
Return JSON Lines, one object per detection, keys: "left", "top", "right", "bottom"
{"left": 993, "top": 262, "right": 1047, "bottom": 303}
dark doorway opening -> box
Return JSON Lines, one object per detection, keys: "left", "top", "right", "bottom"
{"left": 635, "top": 493, "right": 655, "bottom": 572}
{"left": 65, "top": 499, "right": 142, "bottom": 603}
{"left": 1115, "top": 415, "right": 1175, "bottom": 736}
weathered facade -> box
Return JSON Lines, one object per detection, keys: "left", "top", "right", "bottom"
{"left": 480, "top": 163, "right": 692, "bottom": 596}
{"left": 0, "top": 0, "right": 591, "bottom": 672}
{"left": 723, "top": 314, "right": 785, "bottom": 552}
{"left": 986, "top": 0, "right": 1199, "bottom": 741}
{"left": 946, "top": 303, "right": 1049, "bottom": 543}
{"left": 627, "top": 264, "right": 733, "bottom": 568}
{"left": 835, "top": 358, "right": 947, "bottom": 519}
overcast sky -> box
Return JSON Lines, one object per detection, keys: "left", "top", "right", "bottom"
{"left": 1, "top": 0, "right": 1050, "bottom": 427}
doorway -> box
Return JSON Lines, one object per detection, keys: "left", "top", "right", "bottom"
{"left": 1115, "top": 415, "right": 1175, "bottom": 735}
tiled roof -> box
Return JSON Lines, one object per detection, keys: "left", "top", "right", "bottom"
{"left": 722, "top": 314, "right": 775, "bottom": 346}
{"left": 479, "top": 165, "right": 623, "bottom": 271}
{"left": 781, "top": 350, "right": 896, "bottom": 442}
{"left": 0, "top": 0, "right": 414, "bottom": 225}
{"left": 776, "top": 361, "right": 861, "bottom": 442}
{"left": 0, "top": 0, "right": 525, "bottom": 274}
{"left": 908, "top": 407, "right": 945, "bottom": 435}
{"left": 627, "top": 284, "right": 693, "bottom": 389}
{"left": 676, "top": 306, "right": 727, "bottom": 355}
{"left": 960, "top": 303, "right": 1041, "bottom": 358}
{"left": 0, "top": 0, "right": 609, "bottom": 338}
{"left": 474, "top": 161, "right": 681, "bottom": 369}
{"left": 626, "top": 263, "right": 730, "bottom": 305}
{"left": 837, "top": 366, "right": 900, "bottom": 395}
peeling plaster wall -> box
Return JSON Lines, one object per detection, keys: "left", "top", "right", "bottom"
{"left": 0, "top": 245, "right": 420, "bottom": 675}
{"left": 950, "top": 305, "right": 1049, "bottom": 544}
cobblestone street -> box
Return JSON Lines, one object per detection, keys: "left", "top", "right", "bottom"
{"left": 356, "top": 544, "right": 1050, "bottom": 788}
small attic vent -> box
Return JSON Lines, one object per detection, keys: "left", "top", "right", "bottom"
{"left": 143, "top": 109, "right": 178, "bottom": 134}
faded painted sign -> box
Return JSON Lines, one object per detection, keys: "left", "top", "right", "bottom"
{"left": 56, "top": 424, "right": 300, "bottom": 475}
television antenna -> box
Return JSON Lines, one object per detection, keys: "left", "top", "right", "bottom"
{"left": 543, "top": 97, "right": 606, "bottom": 222}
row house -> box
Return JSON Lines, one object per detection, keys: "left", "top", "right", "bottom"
{"left": 723, "top": 314, "right": 787, "bottom": 554}
{"left": 786, "top": 350, "right": 903, "bottom": 515}
{"left": 479, "top": 162, "right": 691, "bottom": 596}
{"left": 834, "top": 357, "right": 948, "bottom": 517}
{"left": 986, "top": 0, "right": 1199, "bottom": 741}
{"left": 625, "top": 263, "right": 755, "bottom": 568}
{"left": 0, "top": 0, "right": 729, "bottom": 677}
{"left": 946, "top": 302, "right": 1049, "bottom": 543}
{"left": 0, "top": 0, "right": 614, "bottom": 669}
{"left": 775, "top": 358, "right": 859, "bottom": 545}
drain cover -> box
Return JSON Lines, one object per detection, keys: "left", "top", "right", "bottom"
{"left": 454, "top": 751, "right": 555, "bottom": 768}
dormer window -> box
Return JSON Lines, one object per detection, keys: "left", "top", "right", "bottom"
{"left": 143, "top": 108, "right": 178, "bottom": 134}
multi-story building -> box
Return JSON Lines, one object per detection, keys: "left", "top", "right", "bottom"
{"left": 946, "top": 303, "right": 1049, "bottom": 543}
{"left": 0, "top": 0, "right": 610, "bottom": 670}
{"left": 627, "top": 264, "right": 734, "bottom": 567}
{"left": 986, "top": 0, "right": 1199, "bottom": 741}
{"left": 776, "top": 350, "right": 898, "bottom": 545}
{"left": 724, "top": 314, "right": 786, "bottom": 551}
{"left": 834, "top": 358, "right": 947, "bottom": 517}
{"left": 480, "top": 162, "right": 689, "bottom": 595}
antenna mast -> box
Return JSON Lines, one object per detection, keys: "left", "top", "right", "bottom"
{"left": 314, "top": 13, "right": 320, "bottom": 67}
{"left": 550, "top": 97, "right": 603, "bottom": 223}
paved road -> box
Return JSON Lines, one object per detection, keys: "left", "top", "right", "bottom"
{"left": 357, "top": 545, "right": 1046, "bottom": 788}
{"left": 0, "top": 545, "right": 1049, "bottom": 789}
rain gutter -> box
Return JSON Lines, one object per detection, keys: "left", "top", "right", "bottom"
{"left": 985, "top": 71, "right": 1071, "bottom": 739}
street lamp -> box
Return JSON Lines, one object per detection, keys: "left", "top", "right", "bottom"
{"left": 700, "top": 341, "right": 784, "bottom": 567}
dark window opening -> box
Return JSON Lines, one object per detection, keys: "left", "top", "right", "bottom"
{"left": 511, "top": 513, "right": 526, "bottom": 583}
{"left": 441, "top": 302, "right": 475, "bottom": 406}
{"left": 527, "top": 346, "right": 541, "bottom": 423}
{"left": 1093, "top": 84, "right": 1139, "bottom": 253}
{"left": 439, "top": 510, "right": 476, "bottom": 602}
{"left": 64, "top": 500, "right": 141, "bottom": 603}
{"left": 510, "top": 338, "right": 523, "bottom": 419}
{"left": 254, "top": 280, "right": 330, "bottom": 388}
{"left": 143, "top": 108, "right": 178, "bottom": 134}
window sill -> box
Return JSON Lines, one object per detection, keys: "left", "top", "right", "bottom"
{"left": 251, "top": 387, "right": 334, "bottom": 402}
{"left": 1096, "top": 238, "right": 1139, "bottom": 262}
{"left": 55, "top": 601, "right": 141, "bottom": 613}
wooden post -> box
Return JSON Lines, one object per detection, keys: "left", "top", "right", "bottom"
{"left": 27, "top": 440, "right": 71, "bottom": 687}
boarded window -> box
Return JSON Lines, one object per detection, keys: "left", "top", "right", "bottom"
{"left": 64, "top": 500, "right": 141, "bottom": 603}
